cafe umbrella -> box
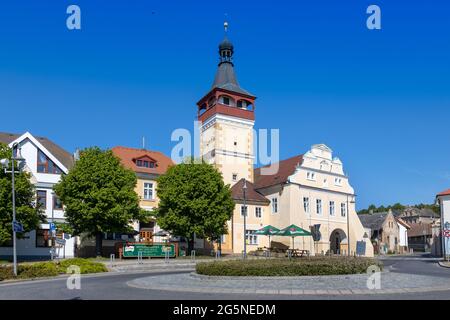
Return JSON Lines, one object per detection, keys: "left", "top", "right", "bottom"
{"left": 276, "top": 224, "right": 312, "bottom": 251}
{"left": 254, "top": 225, "right": 280, "bottom": 248}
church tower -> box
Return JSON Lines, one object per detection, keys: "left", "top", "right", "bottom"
{"left": 197, "top": 22, "right": 256, "bottom": 186}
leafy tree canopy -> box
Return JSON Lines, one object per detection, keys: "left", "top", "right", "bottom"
{"left": 155, "top": 160, "right": 235, "bottom": 246}
{"left": 0, "top": 143, "right": 45, "bottom": 245}
{"left": 54, "top": 147, "right": 145, "bottom": 241}
{"left": 358, "top": 202, "right": 439, "bottom": 215}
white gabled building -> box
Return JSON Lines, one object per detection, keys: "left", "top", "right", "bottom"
{"left": 0, "top": 132, "right": 77, "bottom": 260}
{"left": 437, "top": 189, "right": 450, "bottom": 258}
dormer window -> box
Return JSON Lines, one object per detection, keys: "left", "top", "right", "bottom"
{"left": 135, "top": 156, "right": 157, "bottom": 169}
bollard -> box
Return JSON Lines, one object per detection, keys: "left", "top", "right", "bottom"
{"left": 137, "top": 252, "right": 143, "bottom": 265}
{"left": 215, "top": 250, "right": 221, "bottom": 260}
{"left": 242, "top": 250, "right": 247, "bottom": 260}
{"left": 191, "top": 250, "right": 196, "bottom": 262}
{"left": 110, "top": 254, "right": 115, "bottom": 268}
{"left": 165, "top": 250, "right": 170, "bottom": 264}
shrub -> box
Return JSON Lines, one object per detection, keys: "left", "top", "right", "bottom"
{"left": 0, "top": 258, "right": 108, "bottom": 281}
{"left": 57, "top": 258, "right": 108, "bottom": 274}
{"left": 196, "top": 257, "right": 383, "bottom": 277}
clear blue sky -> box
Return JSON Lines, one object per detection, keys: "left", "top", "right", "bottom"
{"left": 0, "top": 0, "right": 449, "bottom": 209}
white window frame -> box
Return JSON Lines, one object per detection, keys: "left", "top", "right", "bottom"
{"left": 241, "top": 205, "right": 248, "bottom": 217}
{"left": 143, "top": 182, "right": 154, "bottom": 200}
{"left": 232, "top": 173, "right": 238, "bottom": 182}
{"left": 303, "top": 197, "right": 310, "bottom": 214}
{"left": 341, "top": 203, "right": 347, "bottom": 217}
{"left": 307, "top": 172, "right": 316, "bottom": 181}
{"left": 330, "top": 201, "right": 335, "bottom": 216}
{"left": 255, "top": 207, "right": 262, "bottom": 218}
{"left": 246, "top": 230, "right": 258, "bottom": 245}
{"left": 272, "top": 198, "right": 278, "bottom": 214}
{"left": 316, "top": 199, "right": 322, "bottom": 215}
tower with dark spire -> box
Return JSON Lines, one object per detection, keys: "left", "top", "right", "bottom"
{"left": 197, "top": 21, "right": 256, "bottom": 186}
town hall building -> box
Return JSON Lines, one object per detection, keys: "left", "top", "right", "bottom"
{"left": 197, "top": 25, "right": 374, "bottom": 257}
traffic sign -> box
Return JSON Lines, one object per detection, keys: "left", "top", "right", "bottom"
{"left": 13, "top": 221, "right": 24, "bottom": 233}
{"left": 443, "top": 230, "right": 450, "bottom": 238}
{"left": 444, "top": 222, "right": 450, "bottom": 230}
{"left": 55, "top": 238, "right": 66, "bottom": 246}
{"left": 50, "top": 223, "right": 56, "bottom": 231}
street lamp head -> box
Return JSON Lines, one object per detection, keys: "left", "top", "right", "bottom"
{"left": 0, "top": 158, "right": 9, "bottom": 168}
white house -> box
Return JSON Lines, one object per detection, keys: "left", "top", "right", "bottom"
{"left": 0, "top": 132, "right": 77, "bottom": 260}
{"left": 437, "top": 189, "right": 450, "bottom": 258}
{"left": 396, "top": 217, "right": 410, "bottom": 252}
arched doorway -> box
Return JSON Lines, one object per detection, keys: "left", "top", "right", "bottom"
{"left": 330, "top": 229, "right": 347, "bottom": 255}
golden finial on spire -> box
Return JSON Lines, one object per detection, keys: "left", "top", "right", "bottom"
{"left": 224, "top": 13, "right": 228, "bottom": 33}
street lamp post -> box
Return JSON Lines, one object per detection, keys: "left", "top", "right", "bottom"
{"left": 347, "top": 194, "right": 356, "bottom": 257}
{"left": 243, "top": 180, "right": 247, "bottom": 260}
{"left": 1, "top": 143, "right": 25, "bottom": 277}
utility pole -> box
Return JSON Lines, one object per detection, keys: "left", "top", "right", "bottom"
{"left": 243, "top": 180, "right": 247, "bottom": 259}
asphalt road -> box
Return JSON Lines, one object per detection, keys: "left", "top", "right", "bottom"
{"left": 0, "top": 255, "right": 449, "bottom": 300}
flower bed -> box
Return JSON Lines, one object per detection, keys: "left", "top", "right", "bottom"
{"left": 196, "top": 256, "right": 382, "bottom": 277}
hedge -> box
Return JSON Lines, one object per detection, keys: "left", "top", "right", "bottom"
{"left": 196, "top": 257, "right": 383, "bottom": 277}
{"left": 0, "top": 258, "right": 108, "bottom": 281}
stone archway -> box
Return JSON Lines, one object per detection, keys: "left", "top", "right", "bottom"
{"left": 329, "top": 229, "right": 347, "bottom": 255}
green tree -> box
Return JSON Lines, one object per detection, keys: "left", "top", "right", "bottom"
{"left": 0, "top": 143, "right": 44, "bottom": 245}
{"left": 155, "top": 161, "right": 235, "bottom": 254}
{"left": 54, "top": 147, "right": 145, "bottom": 256}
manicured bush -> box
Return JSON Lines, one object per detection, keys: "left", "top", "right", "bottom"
{"left": 196, "top": 257, "right": 383, "bottom": 277}
{"left": 0, "top": 258, "right": 108, "bottom": 281}
{"left": 57, "top": 258, "right": 108, "bottom": 274}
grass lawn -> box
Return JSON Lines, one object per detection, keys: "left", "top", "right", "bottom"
{"left": 196, "top": 256, "right": 383, "bottom": 277}
{"left": 0, "top": 258, "right": 108, "bottom": 281}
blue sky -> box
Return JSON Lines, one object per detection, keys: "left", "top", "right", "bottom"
{"left": 0, "top": 0, "right": 449, "bottom": 209}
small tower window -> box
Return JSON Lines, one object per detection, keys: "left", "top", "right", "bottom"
{"left": 223, "top": 97, "right": 230, "bottom": 105}
{"left": 232, "top": 174, "right": 238, "bottom": 182}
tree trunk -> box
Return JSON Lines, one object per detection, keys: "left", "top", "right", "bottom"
{"left": 188, "top": 234, "right": 195, "bottom": 256}
{"left": 95, "top": 232, "right": 103, "bottom": 257}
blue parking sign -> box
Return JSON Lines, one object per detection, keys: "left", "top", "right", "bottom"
{"left": 13, "top": 221, "right": 24, "bottom": 233}
{"left": 50, "top": 223, "right": 56, "bottom": 231}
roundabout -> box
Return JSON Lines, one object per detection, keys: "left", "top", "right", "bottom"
{"left": 126, "top": 268, "right": 450, "bottom": 296}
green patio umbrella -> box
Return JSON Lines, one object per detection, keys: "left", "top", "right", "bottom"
{"left": 254, "top": 225, "right": 280, "bottom": 248}
{"left": 276, "top": 224, "right": 312, "bottom": 251}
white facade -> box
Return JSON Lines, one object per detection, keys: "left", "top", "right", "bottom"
{"left": 0, "top": 132, "right": 76, "bottom": 260}
{"left": 438, "top": 192, "right": 450, "bottom": 257}
{"left": 397, "top": 222, "right": 409, "bottom": 248}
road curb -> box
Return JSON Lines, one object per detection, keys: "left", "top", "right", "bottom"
{"left": 438, "top": 261, "right": 450, "bottom": 268}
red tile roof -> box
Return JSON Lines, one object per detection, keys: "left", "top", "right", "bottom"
{"left": 408, "top": 223, "right": 432, "bottom": 237}
{"left": 437, "top": 189, "right": 450, "bottom": 197}
{"left": 111, "top": 146, "right": 174, "bottom": 175}
{"left": 254, "top": 154, "right": 303, "bottom": 190}
{"left": 230, "top": 179, "right": 270, "bottom": 204}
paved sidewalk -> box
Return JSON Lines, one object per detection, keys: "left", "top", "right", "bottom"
{"left": 127, "top": 271, "right": 450, "bottom": 296}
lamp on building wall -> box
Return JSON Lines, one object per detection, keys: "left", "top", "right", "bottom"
{"left": 1, "top": 142, "right": 26, "bottom": 277}
{"left": 243, "top": 179, "right": 247, "bottom": 260}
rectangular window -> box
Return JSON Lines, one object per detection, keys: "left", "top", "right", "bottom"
{"left": 241, "top": 205, "right": 248, "bottom": 217}
{"left": 36, "top": 229, "right": 50, "bottom": 248}
{"left": 245, "top": 230, "right": 258, "bottom": 245}
{"left": 272, "top": 198, "right": 278, "bottom": 214}
{"left": 303, "top": 197, "right": 310, "bottom": 214}
{"left": 53, "top": 195, "right": 63, "bottom": 210}
{"left": 255, "top": 207, "right": 262, "bottom": 218}
{"left": 341, "top": 203, "right": 347, "bottom": 217}
{"left": 307, "top": 172, "right": 316, "bottom": 181}
{"left": 223, "top": 97, "right": 230, "bottom": 105}
{"left": 143, "top": 183, "right": 154, "bottom": 200}
{"left": 316, "top": 199, "right": 322, "bottom": 215}
{"left": 37, "top": 150, "right": 62, "bottom": 174}
{"left": 37, "top": 190, "right": 47, "bottom": 209}
{"left": 232, "top": 174, "right": 238, "bottom": 182}
{"left": 330, "top": 201, "right": 335, "bottom": 216}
